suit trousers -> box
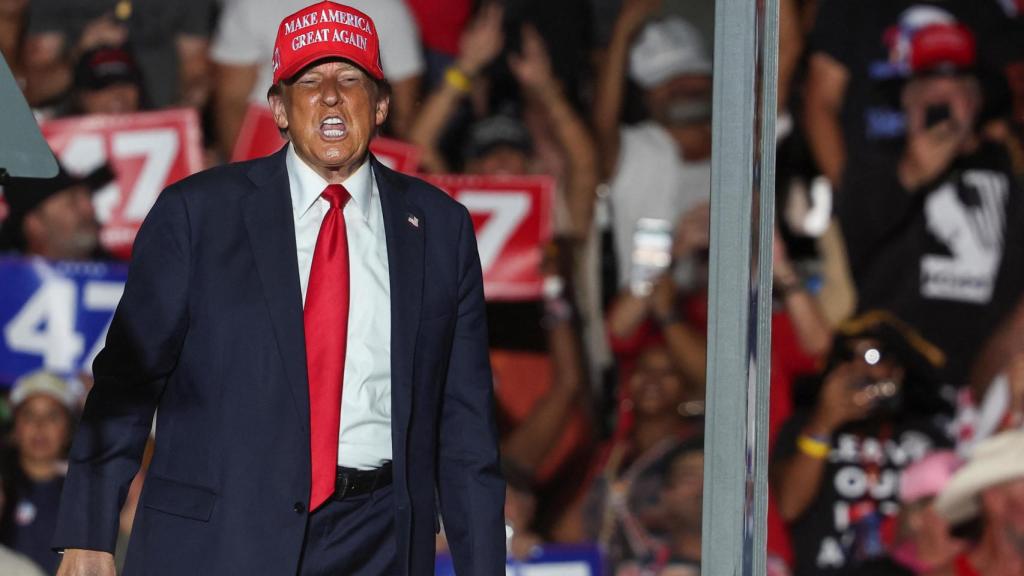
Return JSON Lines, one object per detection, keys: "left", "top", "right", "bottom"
{"left": 298, "top": 483, "right": 397, "bottom": 576}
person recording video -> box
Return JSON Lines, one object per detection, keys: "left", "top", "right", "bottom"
{"left": 771, "top": 312, "right": 953, "bottom": 576}
{"left": 837, "top": 18, "right": 1024, "bottom": 388}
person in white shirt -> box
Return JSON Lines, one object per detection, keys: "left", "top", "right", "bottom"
{"left": 593, "top": 2, "right": 713, "bottom": 288}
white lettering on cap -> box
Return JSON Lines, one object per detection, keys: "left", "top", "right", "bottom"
{"left": 284, "top": 12, "right": 319, "bottom": 35}
{"left": 331, "top": 29, "right": 368, "bottom": 51}
{"left": 291, "top": 28, "right": 332, "bottom": 52}
{"left": 319, "top": 9, "right": 372, "bottom": 34}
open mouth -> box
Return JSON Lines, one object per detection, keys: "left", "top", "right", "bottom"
{"left": 319, "top": 116, "right": 347, "bottom": 140}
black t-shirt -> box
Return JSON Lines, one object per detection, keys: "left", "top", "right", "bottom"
{"left": 846, "top": 557, "right": 915, "bottom": 576}
{"left": 839, "top": 141, "right": 1024, "bottom": 386}
{"left": 811, "top": 0, "right": 1012, "bottom": 154}
{"left": 0, "top": 471, "right": 65, "bottom": 574}
{"left": 773, "top": 411, "right": 950, "bottom": 576}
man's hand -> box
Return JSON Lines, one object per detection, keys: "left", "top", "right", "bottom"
{"left": 898, "top": 119, "right": 965, "bottom": 190}
{"left": 508, "top": 25, "right": 556, "bottom": 96}
{"left": 57, "top": 549, "right": 117, "bottom": 576}
{"left": 898, "top": 77, "right": 978, "bottom": 190}
{"left": 455, "top": 3, "right": 505, "bottom": 76}
{"left": 807, "top": 362, "right": 874, "bottom": 436}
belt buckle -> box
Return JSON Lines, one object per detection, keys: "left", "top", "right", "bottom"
{"left": 336, "top": 472, "right": 351, "bottom": 501}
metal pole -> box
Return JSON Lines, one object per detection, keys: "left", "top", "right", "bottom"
{"left": 701, "top": 0, "right": 778, "bottom": 573}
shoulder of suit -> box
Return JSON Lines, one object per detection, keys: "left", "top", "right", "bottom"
{"left": 164, "top": 155, "right": 274, "bottom": 201}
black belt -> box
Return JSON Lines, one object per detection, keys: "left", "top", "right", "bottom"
{"left": 333, "top": 462, "right": 393, "bottom": 501}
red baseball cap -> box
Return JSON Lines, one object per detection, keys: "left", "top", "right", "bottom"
{"left": 272, "top": 1, "right": 384, "bottom": 84}
{"left": 908, "top": 23, "right": 976, "bottom": 75}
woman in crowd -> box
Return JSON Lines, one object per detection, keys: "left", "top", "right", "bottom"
{"left": 0, "top": 371, "right": 77, "bottom": 574}
{"left": 582, "top": 338, "right": 703, "bottom": 570}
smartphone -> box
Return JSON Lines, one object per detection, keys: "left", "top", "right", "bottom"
{"left": 925, "top": 104, "right": 951, "bottom": 128}
{"left": 629, "top": 218, "right": 674, "bottom": 297}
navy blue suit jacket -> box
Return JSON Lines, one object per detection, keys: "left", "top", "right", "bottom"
{"left": 52, "top": 148, "right": 506, "bottom": 575}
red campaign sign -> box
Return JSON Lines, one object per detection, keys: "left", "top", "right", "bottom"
{"left": 232, "top": 103, "right": 421, "bottom": 174}
{"left": 369, "top": 136, "right": 422, "bottom": 175}
{"left": 423, "top": 175, "right": 554, "bottom": 301}
{"left": 40, "top": 109, "right": 203, "bottom": 259}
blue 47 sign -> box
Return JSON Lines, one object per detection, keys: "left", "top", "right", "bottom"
{"left": 0, "top": 257, "right": 127, "bottom": 387}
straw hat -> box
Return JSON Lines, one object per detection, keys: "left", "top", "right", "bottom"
{"left": 934, "top": 429, "right": 1024, "bottom": 524}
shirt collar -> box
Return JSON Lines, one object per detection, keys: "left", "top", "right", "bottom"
{"left": 286, "top": 144, "right": 373, "bottom": 222}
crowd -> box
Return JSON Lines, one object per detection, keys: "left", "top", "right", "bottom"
{"left": 1, "top": 0, "right": 1024, "bottom": 575}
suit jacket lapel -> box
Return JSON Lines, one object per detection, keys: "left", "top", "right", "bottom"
{"left": 243, "top": 146, "right": 310, "bottom": 431}
{"left": 374, "top": 156, "right": 423, "bottom": 478}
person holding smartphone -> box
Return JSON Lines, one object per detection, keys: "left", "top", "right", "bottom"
{"left": 837, "top": 19, "right": 1024, "bottom": 388}
{"left": 771, "top": 313, "right": 953, "bottom": 576}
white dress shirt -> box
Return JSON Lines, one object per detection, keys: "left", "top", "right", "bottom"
{"left": 287, "top": 145, "right": 392, "bottom": 470}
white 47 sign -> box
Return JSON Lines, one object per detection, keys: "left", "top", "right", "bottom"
{"left": 40, "top": 109, "right": 203, "bottom": 259}
{"left": 0, "top": 260, "right": 128, "bottom": 382}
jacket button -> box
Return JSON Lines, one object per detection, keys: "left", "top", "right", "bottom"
{"left": 293, "top": 502, "right": 306, "bottom": 514}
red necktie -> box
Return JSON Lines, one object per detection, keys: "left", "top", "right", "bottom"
{"left": 304, "top": 184, "right": 350, "bottom": 510}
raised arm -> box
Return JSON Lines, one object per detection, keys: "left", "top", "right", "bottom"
{"left": 511, "top": 26, "right": 599, "bottom": 239}
{"left": 501, "top": 245, "right": 588, "bottom": 475}
{"left": 592, "top": 0, "right": 661, "bottom": 179}
{"left": 177, "top": 35, "right": 211, "bottom": 109}
{"left": 774, "top": 229, "right": 832, "bottom": 358}
{"left": 407, "top": 4, "right": 505, "bottom": 173}
{"left": 803, "top": 53, "right": 849, "bottom": 186}
{"left": 213, "top": 63, "right": 260, "bottom": 159}
{"left": 772, "top": 364, "right": 870, "bottom": 521}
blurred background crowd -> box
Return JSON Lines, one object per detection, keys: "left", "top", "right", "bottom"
{"left": 2, "top": 0, "right": 1024, "bottom": 575}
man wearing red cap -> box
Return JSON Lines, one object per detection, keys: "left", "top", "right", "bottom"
{"left": 52, "top": 3, "right": 504, "bottom": 575}
{"left": 838, "top": 18, "right": 1024, "bottom": 389}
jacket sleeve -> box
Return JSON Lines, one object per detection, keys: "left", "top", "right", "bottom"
{"left": 436, "top": 205, "right": 507, "bottom": 574}
{"left": 52, "top": 185, "right": 191, "bottom": 553}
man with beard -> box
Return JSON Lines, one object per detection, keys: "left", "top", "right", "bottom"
{"left": 933, "top": 429, "right": 1024, "bottom": 576}
{"left": 593, "top": 0, "right": 712, "bottom": 288}
{"left": 0, "top": 165, "right": 110, "bottom": 261}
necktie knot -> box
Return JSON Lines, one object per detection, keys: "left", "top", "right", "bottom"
{"left": 322, "top": 184, "right": 350, "bottom": 210}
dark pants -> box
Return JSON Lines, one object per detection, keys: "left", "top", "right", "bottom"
{"left": 298, "top": 484, "right": 397, "bottom": 576}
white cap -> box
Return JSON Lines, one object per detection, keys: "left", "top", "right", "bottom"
{"left": 9, "top": 370, "right": 77, "bottom": 411}
{"left": 934, "top": 429, "right": 1024, "bottom": 524}
{"left": 629, "top": 17, "right": 712, "bottom": 89}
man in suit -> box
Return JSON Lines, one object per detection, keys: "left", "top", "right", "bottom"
{"left": 53, "top": 3, "right": 506, "bottom": 575}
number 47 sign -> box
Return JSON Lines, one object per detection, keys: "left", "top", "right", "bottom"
{"left": 40, "top": 109, "right": 204, "bottom": 260}
{"left": 0, "top": 258, "right": 127, "bottom": 386}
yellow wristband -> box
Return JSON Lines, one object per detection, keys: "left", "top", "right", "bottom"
{"left": 445, "top": 66, "right": 472, "bottom": 93}
{"left": 797, "top": 434, "right": 830, "bottom": 459}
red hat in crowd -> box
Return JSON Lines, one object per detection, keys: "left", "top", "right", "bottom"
{"left": 906, "top": 22, "right": 976, "bottom": 75}
{"left": 881, "top": 6, "right": 977, "bottom": 79}
{"left": 272, "top": 1, "right": 384, "bottom": 84}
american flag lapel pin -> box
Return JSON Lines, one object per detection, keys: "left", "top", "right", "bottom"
{"left": 407, "top": 214, "right": 420, "bottom": 229}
